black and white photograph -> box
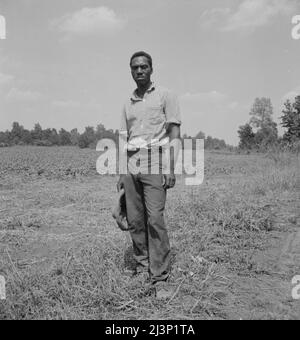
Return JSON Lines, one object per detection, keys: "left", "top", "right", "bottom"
{"left": 0, "top": 0, "right": 299, "bottom": 323}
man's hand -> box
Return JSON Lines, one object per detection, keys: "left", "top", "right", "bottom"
{"left": 117, "top": 175, "right": 126, "bottom": 192}
{"left": 163, "top": 174, "right": 176, "bottom": 190}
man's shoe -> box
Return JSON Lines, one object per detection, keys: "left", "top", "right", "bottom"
{"left": 123, "top": 266, "right": 149, "bottom": 279}
{"left": 136, "top": 265, "right": 148, "bottom": 274}
{"left": 134, "top": 266, "right": 149, "bottom": 281}
{"left": 123, "top": 268, "right": 136, "bottom": 277}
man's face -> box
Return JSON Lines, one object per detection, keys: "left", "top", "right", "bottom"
{"left": 130, "top": 56, "right": 152, "bottom": 86}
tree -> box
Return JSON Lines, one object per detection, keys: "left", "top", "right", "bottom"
{"left": 20, "top": 129, "right": 32, "bottom": 144}
{"left": 0, "top": 131, "right": 10, "bottom": 146}
{"left": 204, "top": 136, "right": 227, "bottom": 150}
{"left": 10, "top": 122, "right": 25, "bottom": 144}
{"left": 58, "top": 129, "right": 71, "bottom": 145}
{"left": 195, "top": 131, "right": 205, "bottom": 140}
{"left": 250, "top": 98, "right": 274, "bottom": 129}
{"left": 31, "top": 123, "right": 43, "bottom": 141}
{"left": 78, "top": 126, "right": 95, "bottom": 148}
{"left": 254, "top": 122, "right": 278, "bottom": 148}
{"left": 49, "top": 129, "right": 60, "bottom": 145}
{"left": 84, "top": 126, "right": 95, "bottom": 144}
{"left": 95, "top": 124, "right": 106, "bottom": 141}
{"left": 281, "top": 96, "right": 300, "bottom": 143}
{"left": 40, "top": 128, "right": 53, "bottom": 145}
{"left": 70, "top": 128, "right": 80, "bottom": 146}
{"left": 248, "top": 98, "right": 278, "bottom": 147}
{"left": 78, "top": 134, "right": 89, "bottom": 149}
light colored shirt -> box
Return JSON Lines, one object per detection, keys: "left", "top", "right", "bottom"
{"left": 120, "top": 83, "right": 181, "bottom": 174}
{"left": 121, "top": 83, "right": 181, "bottom": 149}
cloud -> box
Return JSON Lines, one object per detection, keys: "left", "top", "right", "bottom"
{"left": 6, "top": 88, "right": 42, "bottom": 102}
{"left": 53, "top": 100, "right": 80, "bottom": 108}
{"left": 52, "top": 6, "right": 126, "bottom": 37}
{"left": 200, "top": 0, "right": 299, "bottom": 33}
{"left": 181, "top": 91, "right": 228, "bottom": 105}
{"left": 228, "top": 101, "right": 239, "bottom": 110}
{"left": 0, "top": 56, "right": 14, "bottom": 87}
{"left": 200, "top": 8, "right": 231, "bottom": 30}
{"left": 0, "top": 72, "right": 14, "bottom": 86}
{"left": 282, "top": 86, "right": 300, "bottom": 102}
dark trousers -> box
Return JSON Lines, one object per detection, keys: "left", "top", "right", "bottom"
{"left": 123, "top": 173, "right": 170, "bottom": 283}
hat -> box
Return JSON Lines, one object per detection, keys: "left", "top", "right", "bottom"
{"left": 112, "top": 189, "right": 132, "bottom": 231}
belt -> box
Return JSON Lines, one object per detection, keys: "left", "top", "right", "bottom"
{"left": 127, "top": 147, "right": 163, "bottom": 155}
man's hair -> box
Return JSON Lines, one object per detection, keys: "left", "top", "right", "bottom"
{"left": 130, "top": 51, "right": 153, "bottom": 69}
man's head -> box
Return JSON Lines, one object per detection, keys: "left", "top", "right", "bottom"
{"left": 130, "top": 51, "right": 153, "bottom": 87}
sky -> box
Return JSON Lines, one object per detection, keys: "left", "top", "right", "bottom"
{"left": 0, "top": 0, "right": 300, "bottom": 145}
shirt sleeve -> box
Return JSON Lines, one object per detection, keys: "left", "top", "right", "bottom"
{"left": 163, "top": 90, "right": 182, "bottom": 126}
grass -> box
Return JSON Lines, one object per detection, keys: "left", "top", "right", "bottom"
{"left": 0, "top": 147, "right": 299, "bottom": 319}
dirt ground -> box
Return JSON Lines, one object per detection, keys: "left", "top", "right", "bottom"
{"left": 0, "top": 147, "right": 299, "bottom": 319}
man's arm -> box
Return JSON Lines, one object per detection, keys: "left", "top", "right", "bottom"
{"left": 164, "top": 123, "right": 181, "bottom": 189}
{"left": 117, "top": 106, "right": 128, "bottom": 192}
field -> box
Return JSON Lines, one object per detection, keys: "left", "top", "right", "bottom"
{"left": 0, "top": 146, "right": 299, "bottom": 320}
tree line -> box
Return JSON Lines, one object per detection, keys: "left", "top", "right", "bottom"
{"left": 182, "top": 131, "right": 230, "bottom": 151}
{"left": 2, "top": 94, "right": 298, "bottom": 151}
{"left": 0, "top": 122, "right": 231, "bottom": 150}
{"left": 0, "top": 123, "right": 118, "bottom": 149}
{"left": 238, "top": 95, "right": 300, "bottom": 151}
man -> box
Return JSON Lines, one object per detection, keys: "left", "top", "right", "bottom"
{"left": 117, "top": 51, "right": 181, "bottom": 291}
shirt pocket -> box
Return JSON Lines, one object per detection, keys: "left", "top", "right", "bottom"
{"left": 146, "top": 103, "right": 165, "bottom": 125}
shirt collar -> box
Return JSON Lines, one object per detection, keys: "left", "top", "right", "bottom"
{"left": 130, "top": 82, "right": 156, "bottom": 102}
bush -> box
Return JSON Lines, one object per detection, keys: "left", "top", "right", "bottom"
{"left": 32, "top": 140, "right": 53, "bottom": 147}
{"left": 78, "top": 134, "right": 90, "bottom": 149}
